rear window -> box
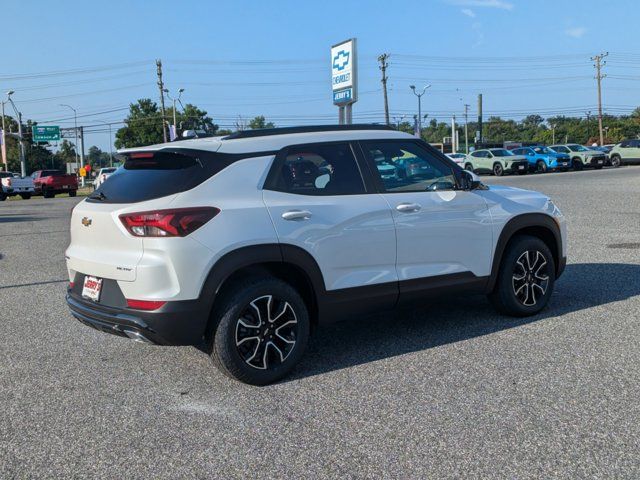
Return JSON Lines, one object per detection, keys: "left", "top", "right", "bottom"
{"left": 87, "top": 149, "right": 250, "bottom": 204}
{"left": 41, "top": 170, "right": 65, "bottom": 177}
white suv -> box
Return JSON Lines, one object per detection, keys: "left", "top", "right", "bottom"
{"left": 66, "top": 125, "right": 567, "bottom": 385}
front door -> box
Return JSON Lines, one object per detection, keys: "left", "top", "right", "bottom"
{"left": 359, "top": 140, "right": 494, "bottom": 299}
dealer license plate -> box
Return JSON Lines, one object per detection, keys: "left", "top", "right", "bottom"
{"left": 82, "top": 276, "right": 103, "bottom": 302}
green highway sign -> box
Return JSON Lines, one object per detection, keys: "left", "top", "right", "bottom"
{"left": 33, "top": 125, "right": 60, "bottom": 142}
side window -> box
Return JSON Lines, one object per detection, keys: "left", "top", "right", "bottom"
{"left": 471, "top": 151, "right": 481, "bottom": 158}
{"left": 269, "top": 143, "right": 365, "bottom": 195}
{"left": 630, "top": 140, "right": 640, "bottom": 148}
{"left": 362, "top": 141, "right": 456, "bottom": 193}
{"left": 619, "top": 140, "right": 630, "bottom": 148}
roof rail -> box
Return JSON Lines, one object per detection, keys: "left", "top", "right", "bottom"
{"left": 223, "top": 124, "right": 394, "bottom": 140}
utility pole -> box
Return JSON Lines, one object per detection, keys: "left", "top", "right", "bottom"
{"left": 463, "top": 103, "right": 470, "bottom": 154}
{"left": 591, "top": 52, "right": 608, "bottom": 146}
{"left": 156, "top": 59, "right": 168, "bottom": 143}
{"left": 7, "top": 92, "right": 26, "bottom": 177}
{"left": 477, "top": 94, "right": 483, "bottom": 146}
{"left": 551, "top": 123, "right": 556, "bottom": 144}
{"left": 378, "top": 53, "right": 390, "bottom": 126}
{"left": 1, "top": 100, "right": 6, "bottom": 171}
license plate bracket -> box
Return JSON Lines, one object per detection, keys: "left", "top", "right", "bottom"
{"left": 82, "top": 275, "right": 103, "bottom": 302}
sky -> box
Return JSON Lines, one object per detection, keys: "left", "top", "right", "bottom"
{"left": 1, "top": 0, "right": 639, "bottom": 151}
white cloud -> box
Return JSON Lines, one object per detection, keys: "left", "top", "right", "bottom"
{"left": 471, "top": 21, "right": 485, "bottom": 47}
{"left": 565, "top": 27, "right": 586, "bottom": 38}
{"left": 461, "top": 8, "right": 476, "bottom": 17}
{"left": 447, "top": 0, "right": 514, "bottom": 11}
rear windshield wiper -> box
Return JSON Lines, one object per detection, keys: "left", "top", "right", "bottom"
{"left": 89, "top": 191, "right": 107, "bottom": 201}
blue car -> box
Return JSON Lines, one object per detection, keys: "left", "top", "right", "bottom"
{"left": 512, "top": 146, "right": 571, "bottom": 173}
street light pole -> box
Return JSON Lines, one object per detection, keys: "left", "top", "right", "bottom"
{"left": 409, "top": 85, "right": 431, "bottom": 138}
{"left": 163, "top": 88, "right": 184, "bottom": 141}
{"left": 60, "top": 104, "right": 80, "bottom": 173}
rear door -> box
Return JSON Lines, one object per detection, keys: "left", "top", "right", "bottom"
{"left": 359, "top": 139, "right": 493, "bottom": 299}
{"left": 263, "top": 142, "right": 397, "bottom": 304}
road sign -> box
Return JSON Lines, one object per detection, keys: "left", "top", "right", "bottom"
{"left": 33, "top": 126, "right": 60, "bottom": 142}
{"left": 331, "top": 39, "right": 357, "bottom": 106}
{"left": 79, "top": 167, "right": 86, "bottom": 177}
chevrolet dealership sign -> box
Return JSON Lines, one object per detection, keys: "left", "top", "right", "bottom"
{"left": 331, "top": 38, "right": 357, "bottom": 106}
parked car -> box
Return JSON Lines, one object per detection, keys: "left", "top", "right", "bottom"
{"left": 93, "top": 167, "right": 118, "bottom": 190}
{"left": 464, "top": 148, "right": 528, "bottom": 176}
{"left": 548, "top": 144, "right": 605, "bottom": 170}
{"left": 0, "top": 172, "right": 35, "bottom": 201}
{"left": 512, "top": 146, "right": 571, "bottom": 173}
{"left": 608, "top": 139, "right": 640, "bottom": 167}
{"left": 446, "top": 153, "right": 467, "bottom": 167}
{"left": 65, "top": 125, "right": 566, "bottom": 385}
{"left": 31, "top": 170, "right": 78, "bottom": 198}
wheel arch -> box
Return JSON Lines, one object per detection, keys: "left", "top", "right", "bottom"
{"left": 488, "top": 213, "right": 563, "bottom": 292}
{"left": 199, "top": 244, "right": 325, "bottom": 342}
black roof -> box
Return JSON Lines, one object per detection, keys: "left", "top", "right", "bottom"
{"left": 223, "top": 124, "right": 394, "bottom": 140}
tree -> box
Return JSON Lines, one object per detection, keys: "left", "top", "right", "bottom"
{"left": 114, "top": 99, "right": 164, "bottom": 149}
{"left": 172, "top": 104, "right": 218, "bottom": 134}
{"left": 248, "top": 115, "right": 275, "bottom": 130}
{"left": 115, "top": 99, "right": 220, "bottom": 148}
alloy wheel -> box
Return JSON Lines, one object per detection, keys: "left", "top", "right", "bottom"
{"left": 512, "top": 250, "right": 549, "bottom": 306}
{"left": 493, "top": 164, "right": 503, "bottom": 176}
{"left": 235, "top": 295, "right": 298, "bottom": 370}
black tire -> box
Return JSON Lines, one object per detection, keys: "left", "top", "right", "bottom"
{"left": 610, "top": 155, "right": 621, "bottom": 168}
{"left": 0, "top": 192, "right": 6, "bottom": 201}
{"left": 464, "top": 163, "right": 474, "bottom": 172}
{"left": 572, "top": 158, "right": 583, "bottom": 171}
{"left": 19, "top": 193, "right": 31, "bottom": 200}
{"left": 536, "top": 160, "right": 547, "bottom": 173}
{"left": 69, "top": 190, "right": 77, "bottom": 197}
{"left": 43, "top": 189, "right": 54, "bottom": 198}
{"left": 493, "top": 163, "right": 504, "bottom": 176}
{"left": 488, "top": 235, "right": 556, "bottom": 317}
{"left": 211, "top": 276, "right": 310, "bottom": 385}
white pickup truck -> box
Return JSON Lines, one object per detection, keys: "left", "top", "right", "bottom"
{"left": 0, "top": 172, "right": 35, "bottom": 201}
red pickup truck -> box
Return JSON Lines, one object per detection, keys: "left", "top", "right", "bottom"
{"left": 31, "top": 170, "right": 78, "bottom": 198}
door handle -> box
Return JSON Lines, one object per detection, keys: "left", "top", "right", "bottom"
{"left": 396, "top": 203, "right": 422, "bottom": 213}
{"left": 282, "top": 210, "right": 312, "bottom": 221}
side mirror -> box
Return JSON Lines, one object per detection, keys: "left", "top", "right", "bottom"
{"left": 462, "top": 170, "right": 482, "bottom": 190}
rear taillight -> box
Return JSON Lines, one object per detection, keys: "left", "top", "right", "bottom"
{"left": 126, "top": 299, "right": 166, "bottom": 311}
{"left": 5, "top": 178, "right": 11, "bottom": 187}
{"left": 119, "top": 207, "right": 219, "bottom": 237}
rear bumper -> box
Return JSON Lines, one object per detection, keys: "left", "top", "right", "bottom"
{"left": 66, "top": 292, "right": 210, "bottom": 347}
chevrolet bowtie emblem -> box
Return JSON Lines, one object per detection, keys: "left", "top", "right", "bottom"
{"left": 81, "top": 217, "right": 92, "bottom": 227}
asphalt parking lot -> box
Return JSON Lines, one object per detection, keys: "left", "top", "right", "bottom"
{"left": 1, "top": 167, "right": 639, "bottom": 479}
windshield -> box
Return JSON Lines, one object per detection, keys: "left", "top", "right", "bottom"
{"left": 533, "top": 146, "right": 551, "bottom": 154}
{"left": 101, "top": 168, "right": 117, "bottom": 174}
{"left": 491, "top": 149, "right": 513, "bottom": 157}
{"left": 568, "top": 144, "right": 588, "bottom": 152}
